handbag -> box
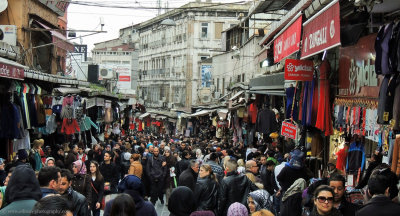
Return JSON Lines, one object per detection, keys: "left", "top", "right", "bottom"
{"left": 104, "top": 182, "right": 111, "bottom": 192}
{"left": 91, "top": 181, "right": 106, "bottom": 210}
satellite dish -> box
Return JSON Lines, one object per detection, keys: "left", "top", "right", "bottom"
{"left": 0, "top": 0, "right": 8, "bottom": 13}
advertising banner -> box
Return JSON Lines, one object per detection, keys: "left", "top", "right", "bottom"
{"left": 274, "top": 16, "right": 302, "bottom": 63}
{"left": 284, "top": 59, "right": 314, "bottom": 81}
{"left": 201, "top": 65, "right": 212, "bottom": 87}
{"left": 301, "top": 0, "right": 341, "bottom": 59}
{"left": 338, "top": 33, "right": 381, "bottom": 98}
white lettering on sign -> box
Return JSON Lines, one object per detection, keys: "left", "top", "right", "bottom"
{"left": 348, "top": 58, "right": 378, "bottom": 95}
{"left": 308, "top": 26, "right": 327, "bottom": 50}
{"left": 0, "top": 65, "right": 10, "bottom": 76}
{"left": 283, "top": 32, "right": 297, "bottom": 52}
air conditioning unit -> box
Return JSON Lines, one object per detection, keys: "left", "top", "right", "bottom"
{"left": 99, "top": 65, "right": 114, "bottom": 79}
{"left": 202, "top": 95, "right": 211, "bottom": 103}
{"left": 0, "top": 25, "right": 17, "bottom": 46}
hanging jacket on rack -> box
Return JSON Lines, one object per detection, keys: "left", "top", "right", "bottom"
{"left": 391, "top": 135, "right": 400, "bottom": 176}
{"left": 0, "top": 102, "right": 21, "bottom": 139}
{"left": 35, "top": 95, "right": 46, "bottom": 127}
{"left": 346, "top": 141, "right": 366, "bottom": 174}
{"left": 61, "top": 105, "right": 74, "bottom": 119}
{"left": 255, "top": 109, "right": 278, "bottom": 135}
{"left": 375, "top": 23, "right": 394, "bottom": 75}
{"left": 79, "top": 116, "right": 99, "bottom": 131}
{"left": 61, "top": 118, "right": 81, "bottom": 135}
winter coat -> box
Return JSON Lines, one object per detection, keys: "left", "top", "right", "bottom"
{"left": 218, "top": 171, "right": 258, "bottom": 215}
{"left": 90, "top": 176, "right": 104, "bottom": 209}
{"left": 311, "top": 206, "right": 342, "bottom": 216}
{"left": 146, "top": 154, "right": 167, "bottom": 181}
{"left": 280, "top": 192, "right": 303, "bottom": 216}
{"left": 128, "top": 161, "right": 143, "bottom": 179}
{"left": 194, "top": 176, "right": 218, "bottom": 212}
{"left": 72, "top": 174, "right": 92, "bottom": 206}
{"left": 179, "top": 167, "right": 198, "bottom": 192}
{"left": 0, "top": 165, "right": 42, "bottom": 216}
{"left": 99, "top": 162, "right": 119, "bottom": 193}
{"left": 356, "top": 195, "right": 400, "bottom": 216}
{"left": 61, "top": 187, "right": 89, "bottom": 216}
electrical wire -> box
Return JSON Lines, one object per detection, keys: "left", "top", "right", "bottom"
{"left": 66, "top": 0, "right": 247, "bottom": 10}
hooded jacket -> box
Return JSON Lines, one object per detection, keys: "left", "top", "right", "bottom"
{"left": 168, "top": 186, "right": 196, "bottom": 216}
{"left": 0, "top": 165, "right": 42, "bottom": 216}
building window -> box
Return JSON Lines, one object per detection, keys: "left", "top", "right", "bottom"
{"left": 201, "top": 23, "right": 208, "bottom": 38}
{"left": 242, "top": 74, "right": 245, "bottom": 82}
{"left": 217, "top": 78, "right": 220, "bottom": 92}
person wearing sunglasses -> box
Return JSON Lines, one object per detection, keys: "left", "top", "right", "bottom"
{"left": 311, "top": 185, "right": 342, "bottom": 216}
{"left": 328, "top": 174, "right": 359, "bottom": 216}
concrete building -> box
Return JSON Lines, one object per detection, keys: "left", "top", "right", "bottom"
{"left": 0, "top": 0, "right": 72, "bottom": 75}
{"left": 137, "top": 0, "right": 250, "bottom": 111}
{"left": 92, "top": 33, "right": 138, "bottom": 95}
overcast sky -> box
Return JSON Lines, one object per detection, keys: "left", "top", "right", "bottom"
{"left": 67, "top": 0, "right": 248, "bottom": 53}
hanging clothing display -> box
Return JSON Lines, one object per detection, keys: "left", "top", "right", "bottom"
{"left": 315, "top": 60, "right": 333, "bottom": 136}
{"left": 391, "top": 135, "right": 400, "bottom": 176}
{"left": 256, "top": 108, "right": 278, "bottom": 135}
{"left": 346, "top": 141, "right": 366, "bottom": 174}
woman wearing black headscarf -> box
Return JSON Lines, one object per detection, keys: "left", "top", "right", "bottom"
{"left": 168, "top": 186, "right": 196, "bottom": 216}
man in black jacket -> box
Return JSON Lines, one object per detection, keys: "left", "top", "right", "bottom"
{"left": 329, "top": 174, "right": 359, "bottom": 216}
{"left": 99, "top": 152, "right": 119, "bottom": 194}
{"left": 146, "top": 147, "right": 167, "bottom": 205}
{"left": 38, "top": 166, "right": 61, "bottom": 198}
{"left": 356, "top": 172, "right": 400, "bottom": 216}
{"left": 59, "top": 169, "right": 89, "bottom": 216}
{"left": 178, "top": 160, "right": 199, "bottom": 191}
{"left": 218, "top": 158, "right": 258, "bottom": 216}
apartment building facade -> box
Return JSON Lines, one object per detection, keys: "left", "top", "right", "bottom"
{"left": 137, "top": 1, "right": 250, "bottom": 110}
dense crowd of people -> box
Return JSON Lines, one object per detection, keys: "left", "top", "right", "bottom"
{"left": 0, "top": 132, "right": 399, "bottom": 216}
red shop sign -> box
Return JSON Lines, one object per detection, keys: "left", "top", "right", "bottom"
{"left": 274, "top": 15, "right": 302, "bottom": 63}
{"left": 0, "top": 62, "right": 24, "bottom": 80}
{"left": 284, "top": 59, "right": 314, "bottom": 81}
{"left": 119, "top": 76, "right": 131, "bottom": 82}
{"left": 281, "top": 121, "right": 297, "bottom": 140}
{"left": 301, "top": 0, "right": 341, "bottom": 59}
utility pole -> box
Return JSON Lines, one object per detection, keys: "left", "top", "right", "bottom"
{"left": 157, "top": 0, "right": 162, "bottom": 16}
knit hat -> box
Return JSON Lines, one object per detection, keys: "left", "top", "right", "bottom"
{"left": 17, "top": 149, "right": 28, "bottom": 160}
{"left": 45, "top": 157, "right": 55, "bottom": 166}
{"left": 227, "top": 202, "right": 248, "bottom": 216}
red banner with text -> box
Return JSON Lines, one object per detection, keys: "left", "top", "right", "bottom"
{"left": 274, "top": 16, "right": 302, "bottom": 63}
{"left": 284, "top": 59, "right": 314, "bottom": 81}
{"left": 301, "top": 0, "right": 340, "bottom": 59}
{"left": 0, "top": 62, "right": 24, "bottom": 80}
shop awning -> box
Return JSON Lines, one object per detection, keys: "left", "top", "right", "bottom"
{"left": 53, "top": 87, "right": 81, "bottom": 95}
{"left": 0, "top": 57, "right": 26, "bottom": 80}
{"left": 217, "top": 109, "right": 229, "bottom": 119}
{"left": 156, "top": 115, "right": 167, "bottom": 120}
{"left": 25, "top": 69, "right": 90, "bottom": 86}
{"left": 35, "top": 21, "right": 74, "bottom": 51}
{"left": 249, "top": 90, "right": 285, "bottom": 96}
{"left": 139, "top": 112, "right": 150, "bottom": 119}
{"left": 229, "top": 90, "right": 244, "bottom": 101}
{"left": 190, "top": 109, "right": 216, "bottom": 117}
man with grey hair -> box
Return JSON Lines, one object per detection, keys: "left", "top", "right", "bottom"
{"left": 218, "top": 158, "right": 258, "bottom": 215}
{"left": 178, "top": 159, "right": 199, "bottom": 191}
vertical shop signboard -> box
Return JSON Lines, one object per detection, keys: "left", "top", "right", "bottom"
{"left": 284, "top": 59, "right": 314, "bottom": 81}
{"left": 274, "top": 15, "right": 302, "bottom": 63}
{"left": 301, "top": 0, "right": 341, "bottom": 59}
{"left": 281, "top": 121, "right": 298, "bottom": 140}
